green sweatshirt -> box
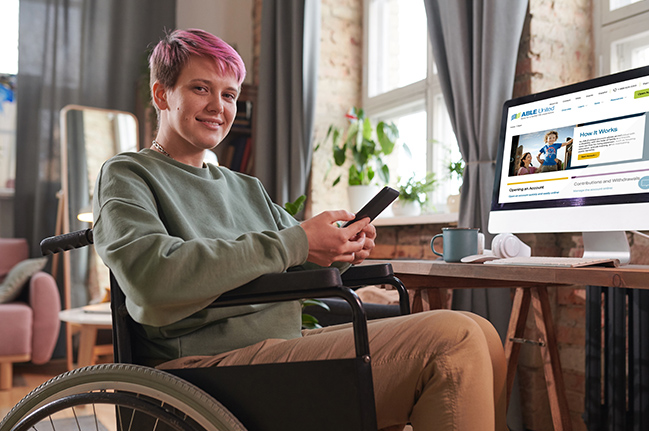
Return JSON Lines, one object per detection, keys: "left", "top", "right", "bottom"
{"left": 93, "top": 149, "right": 311, "bottom": 362}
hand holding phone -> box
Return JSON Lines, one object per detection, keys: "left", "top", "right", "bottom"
{"left": 342, "top": 186, "right": 399, "bottom": 227}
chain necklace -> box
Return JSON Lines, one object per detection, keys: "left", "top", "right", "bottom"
{"left": 152, "top": 140, "right": 174, "bottom": 159}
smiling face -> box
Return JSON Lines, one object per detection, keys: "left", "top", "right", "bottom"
{"left": 545, "top": 133, "right": 558, "bottom": 145}
{"left": 152, "top": 55, "right": 239, "bottom": 165}
{"left": 523, "top": 153, "right": 532, "bottom": 166}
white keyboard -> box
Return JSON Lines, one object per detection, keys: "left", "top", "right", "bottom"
{"left": 483, "top": 256, "right": 619, "bottom": 268}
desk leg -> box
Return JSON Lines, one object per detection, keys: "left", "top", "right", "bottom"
{"left": 504, "top": 287, "right": 531, "bottom": 407}
{"left": 531, "top": 286, "right": 572, "bottom": 431}
{"left": 505, "top": 287, "right": 572, "bottom": 431}
{"left": 410, "top": 289, "right": 435, "bottom": 313}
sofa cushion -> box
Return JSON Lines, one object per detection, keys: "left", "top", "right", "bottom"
{"left": 0, "top": 238, "right": 29, "bottom": 278}
{"left": 0, "top": 303, "right": 32, "bottom": 356}
{"left": 0, "top": 257, "right": 47, "bottom": 304}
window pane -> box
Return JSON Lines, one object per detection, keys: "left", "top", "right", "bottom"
{"left": 368, "top": 0, "right": 427, "bottom": 97}
{"left": 609, "top": 0, "right": 643, "bottom": 12}
{"left": 0, "top": 0, "right": 19, "bottom": 75}
{"left": 385, "top": 109, "right": 427, "bottom": 184}
{"left": 611, "top": 29, "right": 649, "bottom": 72}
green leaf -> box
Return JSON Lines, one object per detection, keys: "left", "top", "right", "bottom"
{"left": 348, "top": 165, "right": 363, "bottom": 186}
{"left": 302, "top": 298, "right": 331, "bottom": 311}
{"left": 284, "top": 195, "right": 306, "bottom": 216}
{"left": 402, "top": 142, "right": 412, "bottom": 158}
{"left": 302, "top": 313, "right": 322, "bottom": 330}
{"left": 376, "top": 122, "right": 396, "bottom": 155}
{"left": 332, "top": 175, "right": 342, "bottom": 187}
{"left": 362, "top": 117, "right": 373, "bottom": 142}
{"left": 333, "top": 143, "right": 347, "bottom": 166}
{"left": 346, "top": 122, "right": 359, "bottom": 147}
{"left": 353, "top": 139, "right": 372, "bottom": 168}
{"left": 378, "top": 162, "right": 390, "bottom": 184}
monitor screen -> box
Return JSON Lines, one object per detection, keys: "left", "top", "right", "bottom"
{"left": 488, "top": 65, "right": 649, "bottom": 263}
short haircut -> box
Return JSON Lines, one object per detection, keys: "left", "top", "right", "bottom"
{"left": 149, "top": 28, "right": 247, "bottom": 91}
{"left": 544, "top": 130, "right": 558, "bottom": 142}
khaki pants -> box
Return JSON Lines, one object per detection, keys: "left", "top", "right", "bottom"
{"left": 160, "top": 310, "right": 507, "bottom": 431}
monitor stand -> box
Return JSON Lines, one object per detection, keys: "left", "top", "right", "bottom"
{"left": 582, "top": 231, "right": 631, "bottom": 265}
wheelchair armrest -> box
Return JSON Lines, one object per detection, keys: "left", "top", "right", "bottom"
{"left": 342, "top": 264, "right": 410, "bottom": 316}
{"left": 208, "top": 268, "right": 371, "bottom": 359}
{"left": 217, "top": 268, "right": 344, "bottom": 301}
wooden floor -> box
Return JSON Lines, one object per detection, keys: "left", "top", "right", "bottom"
{"left": 0, "top": 359, "right": 68, "bottom": 419}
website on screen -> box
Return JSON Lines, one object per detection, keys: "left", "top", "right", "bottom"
{"left": 498, "top": 75, "right": 649, "bottom": 205}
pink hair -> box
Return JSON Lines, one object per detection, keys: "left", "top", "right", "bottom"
{"left": 149, "top": 28, "right": 246, "bottom": 90}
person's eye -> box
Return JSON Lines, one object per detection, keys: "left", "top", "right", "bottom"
{"left": 194, "top": 86, "right": 208, "bottom": 93}
{"left": 223, "top": 92, "right": 237, "bottom": 100}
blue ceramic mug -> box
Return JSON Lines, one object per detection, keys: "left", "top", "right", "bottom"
{"left": 431, "top": 227, "right": 479, "bottom": 262}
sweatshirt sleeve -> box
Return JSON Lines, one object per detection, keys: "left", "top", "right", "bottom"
{"left": 92, "top": 158, "right": 309, "bottom": 327}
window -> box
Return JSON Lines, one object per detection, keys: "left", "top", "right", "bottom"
{"left": 595, "top": 0, "right": 649, "bottom": 75}
{"left": 0, "top": 0, "right": 19, "bottom": 191}
{"left": 0, "top": 1, "right": 19, "bottom": 75}
{"left": 363, "top": 0, "right": 461, "bottom": 212}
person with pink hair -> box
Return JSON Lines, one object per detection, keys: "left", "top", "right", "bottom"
{"left": 92, "top": 28, "right": 507, "bottom": 431}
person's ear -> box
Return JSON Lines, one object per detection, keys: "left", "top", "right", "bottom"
{"left": 152, "top": 81, "right": 169, "bottom": 111}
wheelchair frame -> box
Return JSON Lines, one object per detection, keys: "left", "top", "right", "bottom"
{"left": 1, "top": 229, "right": 409, "bottom": 431}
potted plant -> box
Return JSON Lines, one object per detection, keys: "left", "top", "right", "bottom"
{"left": 393, "top": 172, "right": 437, "bottom": 217}
{"left": 321, "top": 107, "right": 399, "bottom": 210}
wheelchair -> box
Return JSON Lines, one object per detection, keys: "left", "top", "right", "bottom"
{"left": 1, "top": 229, "right": 409, "bottom": 431}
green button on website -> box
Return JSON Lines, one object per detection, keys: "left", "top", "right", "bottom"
{"left": 635, "top": 89, "right": 649, "bottom": 98}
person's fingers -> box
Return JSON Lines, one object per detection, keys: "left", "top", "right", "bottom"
{"left": 342, "top": 216, "right": 371, "bottom": 237}
{"left": 321, "top": 210, "right": 355, "bottom": 223}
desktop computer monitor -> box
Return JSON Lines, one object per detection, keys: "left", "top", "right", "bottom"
{"left": 489, "top": 65, "right": 649, "bottom": 264}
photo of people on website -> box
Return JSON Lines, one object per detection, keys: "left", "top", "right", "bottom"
{"left": 507, "top": 126, "right": 574, "bottom": 176}
{"left": 506, "top": 112, "right": 649, "bottom": 178}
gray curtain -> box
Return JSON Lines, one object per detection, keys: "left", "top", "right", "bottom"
{"left": 254, "top": 0, "right": 320, "bottom": 208}
{"left": 15, "top": 0, "right": 175, "bottom": 355}
{"left": 15, "top": 0, "right": 175, "bottom": 254}
{"left": 423, "top": 1, "right": 528, "bottom": 429}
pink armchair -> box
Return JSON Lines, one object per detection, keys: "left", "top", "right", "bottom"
{"left": 0, "top": 238, "right": 61, "bottom": 390}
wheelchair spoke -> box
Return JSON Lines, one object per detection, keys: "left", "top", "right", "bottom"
{"left": 72, "top": 406, "right": 81, "bottom": 430}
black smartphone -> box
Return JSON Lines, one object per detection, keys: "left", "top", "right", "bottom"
{"left": 342, "top": 186, "right": 400, "bottom": 227}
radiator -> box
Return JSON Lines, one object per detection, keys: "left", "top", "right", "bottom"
{"left": 585, "top": 286, "right": 649, "bottom": 430}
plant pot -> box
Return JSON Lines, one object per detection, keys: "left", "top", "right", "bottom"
{"left": 447, "top": 193, "right": 461, "bottom": 213}
{"left": 392, "top": 199, "right": 421, "bottom": 217}
{"left": 348, "top": 185, "right": 381, "bottom": 212}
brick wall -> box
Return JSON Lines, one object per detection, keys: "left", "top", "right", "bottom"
{"left": 309, "top": 0, "right": 364, "bottom": 216}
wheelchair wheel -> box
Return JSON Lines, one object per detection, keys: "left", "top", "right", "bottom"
{"left": 0, "top": 363, "right": 247, "bottom": 431}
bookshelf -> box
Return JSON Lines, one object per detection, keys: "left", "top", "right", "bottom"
{"left": 213, "top": 83, "right": 257, "bottom": 174}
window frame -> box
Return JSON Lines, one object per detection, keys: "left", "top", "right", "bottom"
{"left": 595, "top": 0, "right": 649, "bottom": 75}
{"left": 361, "top": 0, "right": 459, "bottom": 212}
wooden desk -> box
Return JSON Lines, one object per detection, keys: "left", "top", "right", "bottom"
{"left": 370, "top": 259, "right": 649, "bottom": 431}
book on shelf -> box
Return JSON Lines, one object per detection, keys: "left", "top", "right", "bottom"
{"left": 236, "top": 100, "right": 252, "bottom": 119}
{"left": 231, "top": 118, "right": 252, "bottom": 132}
{"left": 228, "top": 135, "right": 251, "bottom": 172}
{"left": 240, "top": 137, "right": 252, "bottom": 173}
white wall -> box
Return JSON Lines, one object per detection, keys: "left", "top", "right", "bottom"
{"left": 176, "top": 0, "right": 254, "bottom": 84}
